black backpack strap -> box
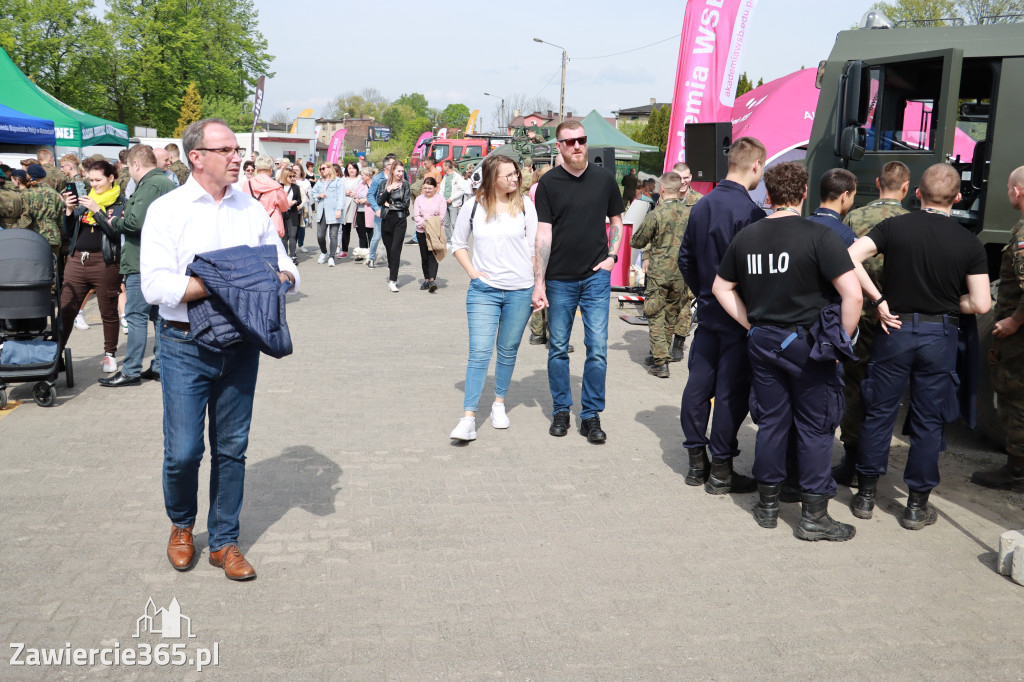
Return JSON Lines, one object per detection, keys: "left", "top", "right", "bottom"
{"left": 469, "top": 201, "right": 477, "bottom": 233}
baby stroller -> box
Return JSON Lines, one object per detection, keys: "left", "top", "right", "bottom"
{"left": 0, "top": 229, "right": 74, "bottom": 407}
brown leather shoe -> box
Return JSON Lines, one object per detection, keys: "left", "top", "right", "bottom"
{"left": 208, "top": 544, "right": 256, "bottom": 581}
{"left": 167, "top": 525, "right": 195, "bottom": 571}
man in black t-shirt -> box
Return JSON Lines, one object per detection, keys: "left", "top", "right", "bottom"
{"left": 533, "top": 121, "right": 625, "bottom": 444}
{"left": 847, "top": 163, "right": 991, "bottom": 530}
{"left": 715, "top": 162, "right": 862, "bottom": 541}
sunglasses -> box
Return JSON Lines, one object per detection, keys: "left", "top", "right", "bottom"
{"left": 558, "top": 136, "right": 587, "bottom": 147}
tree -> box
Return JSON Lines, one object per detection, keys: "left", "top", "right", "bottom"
{"left": 870, "top": 0, "right": 1024, "bottom": 24}
{"left": 174, "top": 82, "right": 203, "bottom": 137}
{"left": 322, "top": 91, "right": 388, "bottom": 120}
{"left": 203, "top": 94, "right": 252, "bottom": 131}
{"left": 737, "top": 73, "right": 753, "bottom": 97}
{"left": 619, "top": 121, "right": 646, "bottom": 144}
{"left": 641, "top": 105, "right": 672, "bottom": 152}
{"left": 440, "top": 103, "right": 471, "bottom": 130}
{"left": 957, "top": 0, "right": 1024, "bottom": 22}
{"left": 393, "top": 93, "right": 429, "bottom": 118}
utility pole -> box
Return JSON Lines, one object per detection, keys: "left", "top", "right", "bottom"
{"left": 534, "top": 38, "right": 568, "bottom": 122}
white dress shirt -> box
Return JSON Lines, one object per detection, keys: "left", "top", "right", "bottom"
{"left": 141, "top": 175, "right": 300, "bottom": 322}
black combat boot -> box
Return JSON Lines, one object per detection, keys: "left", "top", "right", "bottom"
{"left": 970, "top": 457, "right": 1024, "bottom": 493}
{"left": 669, "top": 335, "right": 687, "bottom": 363}
{"left": 831, "top": 446, "right": 858, "bottom": 488}
{"left": 779, "top": 478, "right": 802, "bottom": 503}
{"left": 705, "top": 458, "right": 757, "bottom": 495}
{"left": 795, "top": 493, "right": 856, "bottom": 542}
{"left": 899, "top": 489, "right": 938, "bottom": 530}
{"left": 753, "top": 484, "right": 781, "bottom": 528}
{"left": 647, "top": 362, "right": 669, "bottom": 378}
{"left": 850, "top": 475, "right": 878, "bottom": 519}
{"left": 684, "top": 447, "right": 709, "bottom": 486}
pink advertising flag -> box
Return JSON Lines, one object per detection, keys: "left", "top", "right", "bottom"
{"left": 664, "top": 0, "right": 759, "bottom": 172}
{"left": 326, "top": 128, "right": 348, "bottom": 164}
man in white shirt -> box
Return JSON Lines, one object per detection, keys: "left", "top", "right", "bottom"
{"left": 141, "top": 118, "right": 299, "bottom": 581}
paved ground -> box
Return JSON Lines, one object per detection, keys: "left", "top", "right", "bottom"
{"left": 2, "top": 232, "right": 1023, "bottom": 681}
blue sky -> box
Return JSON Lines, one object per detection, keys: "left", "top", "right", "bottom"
{"left": 138, "top": 1, "right": 882, "bottom": 127}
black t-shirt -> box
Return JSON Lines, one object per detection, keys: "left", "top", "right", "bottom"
{"left": 867, "top": 211, "right": 987, "bottom": 314}
{"left": 535, "top": 164, "right": 625, "bottom": 281}
{"left": 718, "top": 215, "right": 854, "bottom": 327}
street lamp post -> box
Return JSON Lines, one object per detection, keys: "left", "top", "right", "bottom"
{"left": 533, "top": 38, "right": 567, "bottom": 122}
{"left": 483, "top": 92, "right": 506, "bottom": 133}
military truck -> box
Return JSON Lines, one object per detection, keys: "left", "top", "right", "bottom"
{"left": 805, "top": 19, "right": 1024, "bottom": 440}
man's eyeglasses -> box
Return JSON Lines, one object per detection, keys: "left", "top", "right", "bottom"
{"left": 195, "top": 147, "right": 244, "bottom": 157}
{"left": 558, "top": 136, "right": 587, "bottom": 147}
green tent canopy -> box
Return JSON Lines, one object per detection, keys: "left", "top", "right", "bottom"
{"left": 0, "top": 47, "right": 128, "bottom": 148}
{"left": 551, "top": 110, "right": 659, "bottom": 153}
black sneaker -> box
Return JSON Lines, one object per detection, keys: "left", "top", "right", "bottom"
{"left": 579, "top": 416, "right": 606, "bottom": 444}
{"left": 428, "top": 281, "right": 438, "bottom": 293}
{"left": 549, "top": 411, "right": 570, "bottom": 437}
{"left": 420, "top": 281, "right": 430, "bottom": 290}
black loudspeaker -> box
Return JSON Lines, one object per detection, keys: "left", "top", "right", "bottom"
{"left": 588, "top": 147, "right": 616, "bottom": 168}
{"left": 685, "top": 122, "right": 732, "bottom": 182}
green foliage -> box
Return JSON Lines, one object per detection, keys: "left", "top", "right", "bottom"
{"left": 641, "top": 105, "right": 672, "bottom": 152}
{"left": 202, "top": 94, "right": 252, "bottom": 131}
{"left": 619, "top": 121, "right": 646, "bottom": 144}
{"left": 393, "top": 93, "right": 429, "bottom": 118}
{"left": 174, "top": 82, "right": 203, "bottom": 137}
{"left": 440, "top": 103, "right": 471, "bottom": 130}
{"left": 870, "top": 0, "right": 1024, "bottom": 24}
{"left": 322, "top": 89, "right": 388, "bottom": 120}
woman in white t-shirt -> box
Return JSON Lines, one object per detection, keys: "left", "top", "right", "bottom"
{"left": 449, "top": 155, "right": 538, "bottom": 442}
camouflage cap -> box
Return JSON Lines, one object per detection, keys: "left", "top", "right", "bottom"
{"left": 90, "top": 153, "right": 107, "bottom": 162}
{"left": 26, "top": 164, "right": 46, "bottom": 179}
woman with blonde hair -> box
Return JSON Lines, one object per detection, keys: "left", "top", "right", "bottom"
{"left": 448, "top": 154, "right": 537, "bottom": 442}
{"left": 311, "top": 161, "right": 345, "bottom": 266}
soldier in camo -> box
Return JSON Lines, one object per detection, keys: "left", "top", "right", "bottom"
{"left": 165, "top": 143, "right": 191, "bottom": 185}
{"left": 35, "top": 148, "right": 69, "bottom": 192}
{"left": 972, "top": 166, "right": 1024, "bottom": 493}
{"left": 17, "top": 165, "right": 65, "bottom": 256}
{"left": 670, "top": 163, "right": 703, "bottom": 343}
{"left": 831, "top": 160, "right": 910, "bottom": 486}
{"left": 630, "top": 171, "right": 696, "bottom": 378}
{"left": 0, "top": 168, "right": 24, "bottom": 229}
{"left": 115, "top": 149, "right": 132, "bottom": 195}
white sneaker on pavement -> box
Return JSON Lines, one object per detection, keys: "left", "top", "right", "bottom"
{"left": 490, "top": 403, "right": 510, "bottom": 429}
{"left": 449, "top": 417, "right": 477, "bottom": 441}
{"left": 74, "top": 312, "right": 89, "bottom": 330}
{"left": 299, "top": 246, "right": 309, "bottom": 253}
{"left": 328, "top": 257, "right": 335, "bottom": 267}
{"left": 388, "top": 281, "right": 399, "bottom": 292}
{"left": 101, "top": 353, "right": 117, "bottom": 373}
{"left": 317, "top": 253, "right": 328, "bottom": 264}
{"left": 120, "top": 316, "right": 128, "bottom": 334}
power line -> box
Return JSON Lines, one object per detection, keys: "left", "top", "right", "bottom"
{"left": 533, "top": 67, "right": 562, "bottom": 98}
{"left": 573, "top": 34, "right": 680, "bottom": 60}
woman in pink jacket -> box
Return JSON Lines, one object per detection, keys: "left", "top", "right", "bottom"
{"left": 242, "top": 155, "right": 289, "bottom": 238}
{"left": 413, "top": 176, "right": 446, "bottom": 292}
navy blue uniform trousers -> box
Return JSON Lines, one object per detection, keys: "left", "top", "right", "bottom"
{"left": 748, "top": 326, "right": 843, "bottom": 497}
{"left": 681, "top": 324, "right": 750, "bottom": 461}
{"left": 856, "top": 315, "right": 959, "bottom": 492}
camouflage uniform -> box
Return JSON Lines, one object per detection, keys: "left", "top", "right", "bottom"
{"left": 169, "top": 160, "right": 190, "bottom": 185}
{"left": 671, "top": 187, "right": 703, "bottom": 339}
{"left": 838, "top": 198, "right": 909, "bottom": 457}
{"left": 39, "top": 163, "right": 68, "bottom": 192}
{"left": 117, "top": 166, "right": 131, "bottom": 195}
{"left": 630, "top": 196, "right": 695, "bottom": 366}
{"left": 0, "top": 187, "right": 24, "bottom": 228}
{"left": 529, "top": 308, "right": 547, "bottom": 338}
{"left": 16, "top": 184, "right": 65, "bottom": 246}
{"left": 989, "top": 218, "right": 1024, "bottom": 461}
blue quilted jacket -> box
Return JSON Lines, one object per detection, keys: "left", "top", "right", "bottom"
{"left": 185, "top": 244, "right": 293, "bottom": 358}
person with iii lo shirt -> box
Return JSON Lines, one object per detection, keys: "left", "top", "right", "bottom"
{"left": 714, "top": 162, "right": 863, "bottom": 542}
{"left": 847, "top": 163, "right": 990, "bottom": 531}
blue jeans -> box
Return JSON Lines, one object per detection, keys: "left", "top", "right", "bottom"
{"left": 463, "top": 279, "right": 534, "bottom": 411}
{"left": 368, "top": 215, "right": 382, "bottom": 260}
{"left": 123, "top": 273, "right": 161, "bottom": 378}
{"left": 856, "top": 316, "right": 960, "bottom": 491}
{"left": 160, "top": 323, "right": 260, "bottom": 551}
{"left": 546, "top": 269, "right": 611, "bottom": 420}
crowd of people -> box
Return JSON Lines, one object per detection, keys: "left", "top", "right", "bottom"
{"left": 2, "top": 115, "right": 1022, "bottom": 579}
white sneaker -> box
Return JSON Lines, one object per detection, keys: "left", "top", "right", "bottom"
{"left": 449, "top": 417, "right": 477, "bottom": 441}
{"left": 74, "top": 312, "right": 89, "bottom": 330}
{"left": 101, "top": 353, "right": 117, "bottom": 373}
{"left": 388, "top": 281, "right": 399, "bottom": 292}
{"left": 490, "top": 403, "right": 510, "bottom": 429}
{"left": 328, "top": 257, "right": 335, "bottom": 267}
{"left": 120, "top": 316, "right": 128, "bottom": 334}
{"left": 317, "top": 253, "right": 328, "bottom": 264}
{"left": 299, "top": 246, "right": 309, "bottom": 253}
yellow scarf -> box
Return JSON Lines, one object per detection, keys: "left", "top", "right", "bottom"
{"left": 83, "top": 184, "right": 121, "bottom": 224}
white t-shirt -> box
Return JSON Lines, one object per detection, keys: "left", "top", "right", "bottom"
{"left": 450, "top": 197, "right": 537, "bottom": 291}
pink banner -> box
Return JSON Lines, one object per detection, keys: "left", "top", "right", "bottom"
{"left": 664, "top": 0, "right": 759, "bottom": 172}
{"left": 326, "top": 128, "right": 347, "bottom": 164}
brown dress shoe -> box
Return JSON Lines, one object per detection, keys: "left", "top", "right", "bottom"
{"left": 167, "top": 525, "right": 195, "bottom": 571}
{"left": 208, "top": 544, "right": 256, "bottom": 581}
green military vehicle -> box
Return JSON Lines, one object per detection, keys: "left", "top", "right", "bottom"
{"left": 805, "top": 18, "right": 1024, "bottom": 440}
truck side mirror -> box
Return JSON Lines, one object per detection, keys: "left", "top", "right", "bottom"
{"left": 841, "top": 61, "right": 869, "bottom": 127}
{"left": 839, "top": 126, "right": 866, "bottom": 162}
